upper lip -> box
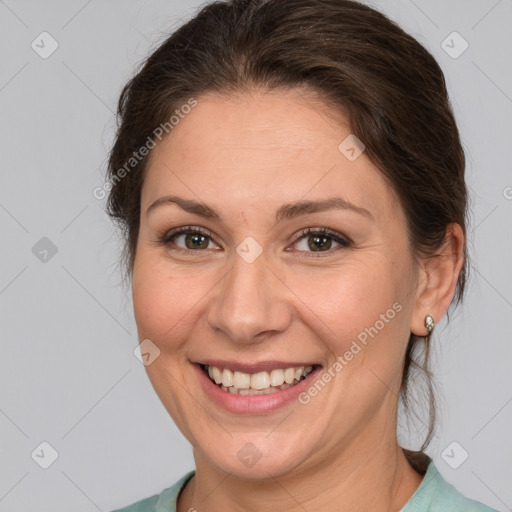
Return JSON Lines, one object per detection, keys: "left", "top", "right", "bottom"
{"left": 196, "top": 360, "right": 320, "bottom": 373}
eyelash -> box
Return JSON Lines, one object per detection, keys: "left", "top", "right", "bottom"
{"left": 291, "top": 227, "right": 351, "bottom": 256}
{"left": 158, "top": 225, "right": 351, "bottom": 257}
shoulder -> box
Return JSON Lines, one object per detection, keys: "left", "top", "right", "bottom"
{"left": 429, "top": 464, "right": 499, "bottom": 512}
{"left": 110, "top": 471, "right": 195, "bottom": 512}
{"left": 110, "top": 494, "right": 159, "bottom": 512}
{"left": 402, "top": 461, "right": 499, "bottom": 512}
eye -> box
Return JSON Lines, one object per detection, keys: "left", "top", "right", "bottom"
{"left": 290, "top": 228, "right": 350, "bottom": 255}
{"left": 161, "top": 226, "right": 221, "bottom": 251}
{"left": 157, "top": 226, "right": 350, "bottom": 255}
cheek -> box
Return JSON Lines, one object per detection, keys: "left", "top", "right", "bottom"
{"left": 290, "top": 258, "right": 405, "bottom": 348}
{"left": 132, "top": 253, "right": 199, "bottom": 346}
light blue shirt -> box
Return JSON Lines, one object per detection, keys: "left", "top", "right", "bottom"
{"left": 111, "top": 461, "right": 498, "bottom": 511}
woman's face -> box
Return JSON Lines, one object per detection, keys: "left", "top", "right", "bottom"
{"left": 132, "top": 89, "right": 422, "bottom": 479}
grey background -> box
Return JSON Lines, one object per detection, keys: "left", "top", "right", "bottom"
{"left": 0, "top": 0, "right": 511, "bottom": 510}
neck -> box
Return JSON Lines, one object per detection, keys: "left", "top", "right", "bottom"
{"left": 178, "top": 421, "right": 425, "bottom": 512}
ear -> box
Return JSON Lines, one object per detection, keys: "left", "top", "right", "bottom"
{"left": 410, "top": 223, "right": 465, "bottom": 336}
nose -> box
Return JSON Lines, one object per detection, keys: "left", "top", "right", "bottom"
{"left": 207, "top": 252, "right": 293, "bottom": 344}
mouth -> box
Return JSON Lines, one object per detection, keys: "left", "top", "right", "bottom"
{"left": 199, "top": 363, "right": 319, "bottom": 396}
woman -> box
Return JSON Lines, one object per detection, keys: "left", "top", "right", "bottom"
{"left": 107, "top": 0, "right": 498, "bottom": 510}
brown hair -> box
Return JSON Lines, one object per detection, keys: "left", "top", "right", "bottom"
{"left": 106, "top": 0, "right": 468, "bottom": 459}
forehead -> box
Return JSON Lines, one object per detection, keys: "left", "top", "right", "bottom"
{"left": 141, "top": 89, "right": 401, "bottom": 225}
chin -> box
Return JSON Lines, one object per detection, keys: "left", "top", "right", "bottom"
{"left": 194, "top": 431, "right": 315, "bottom": 481}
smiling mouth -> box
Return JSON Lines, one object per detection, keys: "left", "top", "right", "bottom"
{"left": 200, "top": 364, "right": 317, "bottom": 395}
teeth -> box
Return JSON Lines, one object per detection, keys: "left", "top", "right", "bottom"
{"left": 251, "top": 371, "right": 270, "bottom": 390}
{"left": 239, "top": 388, "right": 262, "bottom": 396}
{"left": 269, "top": 369, "right": 285, "bottom": 387}
{"left": 204, "top": 364, "right": 315, "bottom": 393}
{"left": 221, "top": 369, "right": 233, "bottom": 388}
{"left": 212, "top": 366, "right": 222, "bottom": 385}
{"left": 233, "top": 371, "right": 251, "bottom": 389}
{"left": 294, "top": 366, "right": 305, "bottom": 381}
{"left": 284, "top": 368, "right": 295, "bottom": 384}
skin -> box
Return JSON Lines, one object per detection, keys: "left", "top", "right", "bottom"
{"left": 132, "top": 88, "right": 465, "bottom": 512}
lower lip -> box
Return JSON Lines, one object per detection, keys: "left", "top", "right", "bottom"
{"left": 193, "top": 363, "right": 322, "bottom": 414}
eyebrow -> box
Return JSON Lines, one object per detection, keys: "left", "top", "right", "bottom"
{"left": 146, "top": 195, "right": 373, "bottom": 223}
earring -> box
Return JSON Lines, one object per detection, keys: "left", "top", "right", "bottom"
{"left": 425, "top": 315, "right": 435, "bottom": 333}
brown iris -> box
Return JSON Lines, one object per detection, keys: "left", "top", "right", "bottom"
{"left": 308, "top": 234, "right": 332, "bottom": 251}
{"left": 185, "top": 233, "right": 209, "bottom": 250}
